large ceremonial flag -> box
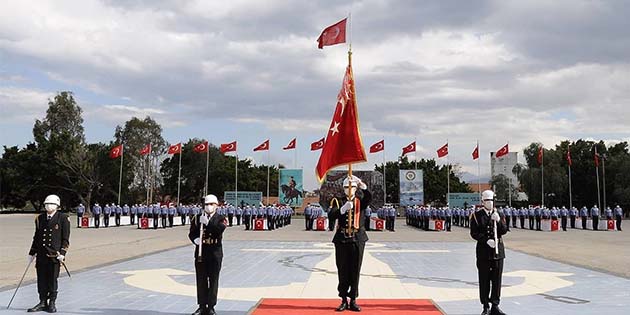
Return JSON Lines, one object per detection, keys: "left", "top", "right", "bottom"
{"left": 402, "top": 141, "right": 416, "bottom": 156}
{"left": 283, "top": 138, "right": 296, "bottom": 150}
{"left": 317, "top": 18, "right": 347, "bottom": 49}
{"left": 369, "top": 140, "right": 384, "bottom": 153}
{"left": 139, "top": 144, "right": 151, "bottom": 155}
{"left": 310, "top": 138, "right": 325, "bottom": 151}
{"left": 437, "top": 143, "right": 448, "bottom": 158}
{"left": 220, "top": 141, "right": 237, "bottom": 154}
{"left": 194, "top": 141, "right": 209, "bottom": 153}
{"left": 472, "top": 144, "right": 479, "bottom": 160}
{"left": 253, "top": 140, "right": 270, "bottom": 152}
{"left": 110, "top": 145, "right": 123, "bottom": 159}
{"left": 495, "top": 144, "right": 509, "bottom": 158}
{"left": 168, "top": 143, "right": 182, "bottom": 155}
{"left": 315, "top": 64, "right": 366, "bottom": 182}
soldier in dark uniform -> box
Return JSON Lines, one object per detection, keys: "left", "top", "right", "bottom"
{"left": 27, "top": 194, "right": 70, "bottom": 313}
{"left": 470, "top": 190, "right": 508, "bottom": 315}
{"left": 328, "top": 175, "right": 371, "bottom": 312}
{"left": 188, "top": 194, "right": 227, "bottom": 315}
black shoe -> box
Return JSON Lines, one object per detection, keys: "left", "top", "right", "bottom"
{"left": 480, "top": 308, "right": 489, "bottom": 315}
{"left": 192, "top": 306, "right": 208, "bottom": 315}
{"left": 27, "top": 300, "right": 48, "bottom": 312}
{"left": 335, "top": 299, "right": 348, "bottom": 312}
{"left": 490, "top": 305, "right": 506, "bottom": 315}
{"left": 208, "top": 308, "right": 216, "bottom": 315}
{"left": 46, "top": 300, "right": 56, "bottom": 313}
{"left": 349, "top": 300, "right": 361, "bottom": 312}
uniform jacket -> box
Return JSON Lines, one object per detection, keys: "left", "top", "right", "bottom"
{"left": 470, "top": 209, "right": 508, "bottom": 261}
{"left": 188, "top": 213, "right": 227, "bottom": 258}
{"left": 29, "top": 211, "right": 70, "bottom": 263}
{"left": 329, "top": 189, "right": 372, "bottom": 244}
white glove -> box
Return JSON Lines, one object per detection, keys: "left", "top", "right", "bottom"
{"left": 350, "top": 175, "right": 367, "bottom": 190}
{"left": 487, "top": 239, "right": 496, "bottom": 248}
{"left": 193, "top": 238, "right": 200, "bottom": 245}
{"left": 199, "top": 215, "right": 209, "bottom": 226}
{"left": 491, "top": 212, "right": 500, "bottom": 222}
{"left": 340, "top": 201, "right": 353, "bottom": 215}
{"left": 56, "top": 255, "right": 65, "bottom": 262}
{"left": 28, "top": 255, "right": 35, "bottom": 263}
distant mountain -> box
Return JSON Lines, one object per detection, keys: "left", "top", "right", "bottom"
{"left": 458, "top": 171, "right": 490, "bottom": 184}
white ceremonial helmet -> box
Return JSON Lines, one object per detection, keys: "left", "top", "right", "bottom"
{"left": 44, "top": 194, "right": 61, "bottom": 206}
{"left": 481, "top": 190, "right": 494, "bottom": 211}
{"left": 204, "top": 194, "right": 219, "bottom": 205}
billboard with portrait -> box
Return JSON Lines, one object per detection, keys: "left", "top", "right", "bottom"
{"left": 399, "top": 170, "right": 424, "bottom": 206}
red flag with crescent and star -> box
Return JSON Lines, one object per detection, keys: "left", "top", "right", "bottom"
{"left": 402, "top": 141, "right": 416, "bottom": 156}
{"left": 369, "top": 140, "right": 384, "bottom": 153}
{"left": 315, "top": 64, "right": 366, "bottom": 182}
{"left": 437, "top": 143, "right": 448, "bottom": 158}
{"left": 594, "top": 147, "right": 600, "bottom": 168}
{"left": 110, "top": 145, "right": 123, "bottom": 159}
{"left": 220, "top": 141, "right": 237, "bottom": 154}
{"left": 254, "top": 140, "right": 270, "bottom": 152}
{"left": 472, "top": 144, "right": 479, "bottom": 160}
{"left": 537, "top": 146, "right": 544, "bottom": 165}
{"left": 193, "top": 141, "right": 208, "bottom": 153}
{"left": 167, "top": 143, "right": 182, "bottom": 155}
{"left": 310, "top": 138, "right": 325, "bottom": 151}
{"left": 566, "top": 146, "right": 572, "bottom": 166}
{"left": 139, "top": 144, "right": 151, "bottom": 155}
{"left": 317, "top": 18, "right": 347, "bottom": 49}
{"left": 283, "top": 138, "right": 296, "bottom": 150}
{"left": 495, "top": 144, "right": 509, "bottom": 158}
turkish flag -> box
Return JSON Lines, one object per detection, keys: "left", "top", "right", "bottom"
{"left": 317, "top": 18, "right": 347, "bottom": 49}
{"left": 168, "top": 143, "right": 182, "bottom": 155}
{"left": 537, "top": 146, "right": 544, "bottom": 165}
{"left": 472, "top": 145, "right": 479, "bottom": 160}
{"left": 566, "top": 146, "right": 572, "bottom": 166}
{"left": 370, "top": 140, "right": 384, "bottom": 153}
{"left": 402, "top": 141, "right": 416, "bottom": 156}
{"left": 437, "top": 143, "right": 448, "bottom": 158}
{"left": 315, "top": 64, "right": 367, "bottom": 182}
{"left": 551, "top": 220, "right": 559, "bottom": 231}
{"left": 495, "top": 144, "right": 509, "bottom": 158}
{"left": 436, "top": 220, "right": 444, "bottom": 231}
{"left": 139, "top": 144, "right": 151, "bottom": 155}
{"left": 254, "top": 140, "right": 270, "bottom": 152}
{"left": 194, "top": 141, "right": 208, "bottom": 153}
{"left": 220, "top": 141, "right": 237, "bottom": 153}
{"left": 375, "top": 219, "right": 384, "bottom": 231}
{"left": 110, "top": 145, "right": 123, "bottom": 159}
{"left": 283, "top": 138, "right": 296, "bottom": 150}
{"left": 310, "top": 138, "right": 325, "bottom": 151}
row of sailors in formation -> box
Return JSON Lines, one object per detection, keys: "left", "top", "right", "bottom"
{"left": 402, "top": 205, "right": 624, "bottom": 220}
{"left": 75, "top": 203, "right": 295, "bottom": 229}
{"left": 78, "top": 203, "right": 295, "bottom": 216}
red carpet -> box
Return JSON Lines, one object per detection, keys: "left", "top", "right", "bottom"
{"left": 249, "top": 298, "right": 445, "bottom": 315}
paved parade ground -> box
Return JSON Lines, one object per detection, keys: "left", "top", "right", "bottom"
{"left": 1, "top": 214, "right": 630, "bottom": 314}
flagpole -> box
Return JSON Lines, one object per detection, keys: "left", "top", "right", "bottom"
{"left": 541, "top": 145, "right": 544, "bottom": 207}
{"left": 414, "top": 137, "right": 418, "bottom": 170}
{"left": 266, "top": 149, "right": 270, "bottom": 205}
{"left": 145, "top": 146, "right": 149, "bottom": 206}
{"left": 477, "top": 140, "right": 481, "bottom": 200}
{"left": 177, "top": 145, "right": 182, "bottom": 206}
{"left": 204, "top": 141, "right": 209, "bottom": 196}
{"left": 602, "top": 153, "right": 607, "bottom": 211}
{"left": 568, "top": 164, "right": 573, "bottom": 210}
{"left": 383, "top": 137, "right": 386, "bottom": 205}
{"left": 235, "top": 153, "right": 238, "bottom": 207}
{"left": 118, "top": 145, "right": 124, "bottom": 205}
{"left": 595, "top": 147, "right": 601, "bottom": 210}
{"left": 446, "top": 140, "right": 450, "bottom": 207}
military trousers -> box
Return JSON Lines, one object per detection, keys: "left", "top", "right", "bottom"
{"left": 334, "top": 241, "right": 365, "bottom": 299}
{"left": 476, "top": 258, "right": 503, "bottom": 308}
{"left": 36, "top": 258, "right": 60, "bottom": 300}
{"left": 195, "top": 249, "right": 223, "bottom": 308}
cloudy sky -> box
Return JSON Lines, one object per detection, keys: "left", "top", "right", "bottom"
{"left": 1, "top": 0, "right": 630, "bottom": 190}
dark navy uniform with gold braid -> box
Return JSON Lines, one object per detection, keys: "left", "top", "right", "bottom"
{"left": 28, "top": 211, "right": 70, "bottom": 304}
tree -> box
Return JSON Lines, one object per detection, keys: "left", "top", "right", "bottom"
{"left": 490, "top": 174, "right": 518, "bottom": 204}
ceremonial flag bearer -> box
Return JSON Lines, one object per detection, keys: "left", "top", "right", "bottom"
{"left": 189, "top": 195, "right": 227, "bottom": 315}
{"left": 329, "top": 175, "right": 371, "bottom": 312}
{"left": 470, "top": 190, "right": 508, "bottom": 315}
{"left": 27, "top": 194, "right": 70, "bottom": 313}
